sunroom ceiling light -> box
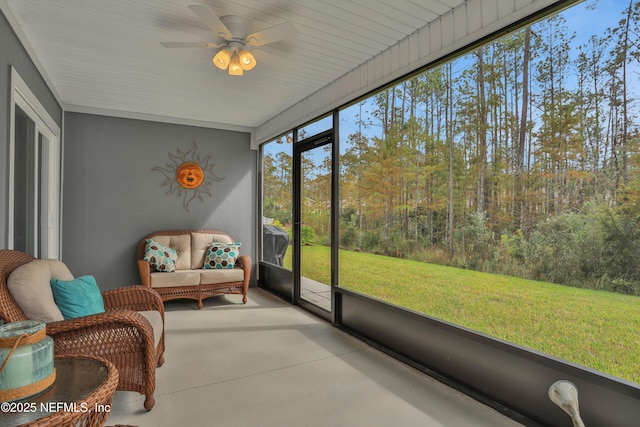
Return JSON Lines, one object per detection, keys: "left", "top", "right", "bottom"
{"left": 213, "top": 46, "right": 256, "bottom": 75}
{"left": 238, "top": 50, "right": 256, "bottom": 70}
{"left": 228, "top": 53, "right": 244, "bottom": 76}
{"left": 212, "top": 48, "right": 231, "bottom": 70}
{"left": 162, "top": 7, "right": 298, "bottom": 77}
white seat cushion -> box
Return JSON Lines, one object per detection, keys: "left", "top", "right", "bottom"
{"left": 199, "top": 268, "right": 244, "bottom": 285}
{"left": 7, "top": 259, "right": 74, "bottom": 323}
{"left": 138, "top": 310, "right": 163, "bottom": 348}
{"left": 149, "top": 270, "right": 200, "bottom": 288}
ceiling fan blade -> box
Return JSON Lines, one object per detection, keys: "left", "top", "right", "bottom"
{"left": 161, "top": 42, "right": 223, "bottom": 48}
{"left": 252, "top": 48, "right": 294, "bottom": 67}
{"left": 188, "top": 4, "right": 232, "bottom": 39}
{"left": 246, "top": 22, "right": 297, "bottom": 47}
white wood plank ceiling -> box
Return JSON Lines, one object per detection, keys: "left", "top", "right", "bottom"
{"left": 1, "top": 0, "right": 566, "bottom": 141}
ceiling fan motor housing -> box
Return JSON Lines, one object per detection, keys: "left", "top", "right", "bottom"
{"left": 220, "top": 15, "right": 253, "bottom": 40}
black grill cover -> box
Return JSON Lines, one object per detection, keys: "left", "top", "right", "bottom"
{"left": 262, "top": 225, "right": 289, "bottom": 266}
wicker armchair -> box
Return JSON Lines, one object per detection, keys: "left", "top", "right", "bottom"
{"left": 0, "top": 249, "right": 165, "bottom": 411}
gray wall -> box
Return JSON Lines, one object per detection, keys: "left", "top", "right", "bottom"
{"left": 63, "top": 112, "right": 256, "bottom": 290}
{"left": 0, "top": 9, "right": 62, "bottom": 246}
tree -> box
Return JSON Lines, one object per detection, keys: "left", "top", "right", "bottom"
{"left": 515, "top": 26, "right": 532, "bottom": 230}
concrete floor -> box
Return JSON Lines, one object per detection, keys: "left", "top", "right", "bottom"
{"left": 106, "top": 288, "right": 524, "bottom": 427}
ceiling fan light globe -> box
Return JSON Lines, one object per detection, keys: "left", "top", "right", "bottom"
{"left": 229, "top": 65, "right": 244, "bottom": 76}
{"left": 239, "top": 50, "right": 256, "bottom": 70}
{"left": 213, "top": 48, "right": 231, "bottom": 70}
{"left": 229, "top": 53, "right": 244, "bottom": 75}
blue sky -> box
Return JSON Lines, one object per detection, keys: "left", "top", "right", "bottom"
{"left": 563, "top": 0, "right": 623, "bottom": 39}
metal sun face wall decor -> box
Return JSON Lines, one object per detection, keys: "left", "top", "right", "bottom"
{"left": 152, "top": 141, "right": 225, "bottom": 211}
{"left": 176, "top": 162, "right": 204, "bottom": 189}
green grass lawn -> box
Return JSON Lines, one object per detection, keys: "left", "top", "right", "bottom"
{"left": 285, "top": 245, "right": 640, "bottom": 383}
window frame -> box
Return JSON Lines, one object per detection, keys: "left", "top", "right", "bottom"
{"left": 9, "top": 67, "right": 62, "bottom": 259}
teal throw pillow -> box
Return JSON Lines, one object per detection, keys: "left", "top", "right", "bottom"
{"left": 204, "top": 242, "right": 241, "bottom": 269}
{"left": 50, "top": 275, "right": 106, "bottom": 320}
{"left": 143, "top": 239, "right": 177, "bottom": 272}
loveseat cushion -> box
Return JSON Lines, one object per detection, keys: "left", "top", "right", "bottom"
{"left": 191, "top": 232, "right": 234, "bottom": 269}
{"left": 149, "top": 270, "right": 200, "bottom": 288}
{"left": 200, "top": 268, "right": 244, "bottom": 285}
{"left": 203, "top": 242, "right": 242, "bottom": 269}
{"left": 7, "top": 259, "right": 72, "bottom": 323}
{"left": 148, "top": 235, "right": 191, "bottom": 270}
{"left": 143, "top": 239, "right": 177, "bottom": 272}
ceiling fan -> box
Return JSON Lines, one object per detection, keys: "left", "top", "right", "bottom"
{"left": 162, "top": 5, "right": 298, "bottom": 76}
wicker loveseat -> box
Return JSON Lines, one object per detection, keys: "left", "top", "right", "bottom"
{"left": 136, "top": 229, "right": 251, "bottom": 309}
{"left": 0, "top": 249, "right": 164, "bottom": 411}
